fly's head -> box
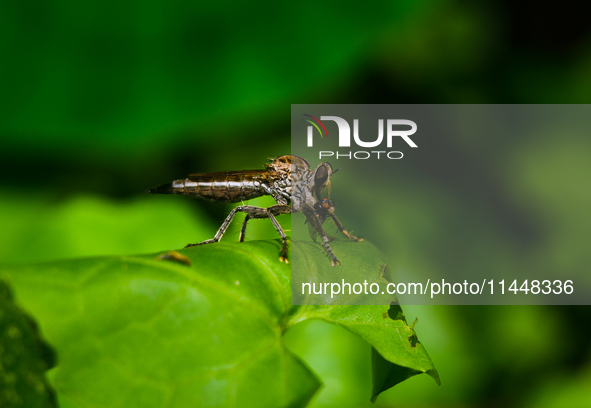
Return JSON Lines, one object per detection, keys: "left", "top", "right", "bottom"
{"left": 287, "top": 157, "right": 338, "bottom": 212}
{"left": 312, "top": 162, "right": 335, "bottom": 199}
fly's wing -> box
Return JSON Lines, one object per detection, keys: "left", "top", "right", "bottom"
{"left": 307, "top": 220, "right": 321, "bottom": 243}
{"left": 186, "top": 169, "right": 263, "bottom": 178}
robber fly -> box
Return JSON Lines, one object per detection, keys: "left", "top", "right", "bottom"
{"left": 148, "top": 155, "right": 361, "bottom": 266}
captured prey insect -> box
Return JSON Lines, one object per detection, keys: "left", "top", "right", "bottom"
{"left": 147, "top": 155, "right": 362, "bottom": 266}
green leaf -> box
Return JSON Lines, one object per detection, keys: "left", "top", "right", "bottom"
{"left": 288, "top": 242, "right": 440, "bottom": 401}
{"left": 290, "top": 240, "right": 395, "bottom": 305}
{"left": 1, "top": 239, "right": 438, "bottom": 407}
{"left": 0, "top": 280, "right": 57, "bottom": 408}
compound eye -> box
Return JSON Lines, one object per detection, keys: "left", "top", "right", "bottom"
{"left": 314, "top": 165, "right": 330, "bottom": 188}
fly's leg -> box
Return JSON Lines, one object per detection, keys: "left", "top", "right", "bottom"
{"left": 303, "top": 204, "right": 341, "bottom": 266}
{"left": 187, "top": 205, "right": 292, "bottom": 263}
{"left": 320, "top": 228, "right": 340, "bottom": 267}
{"left": 314, "top": 194, "right": 362, "bottom": 243}
{"left": 239, "top": 214, "right": 251, "bottom": 242}
{"left": 265, "top": 206, "right": 291, "bottom": 263}
{"left": 185, "top": 206, "right": 247, "bottom": 248}
{"left": 236, "top": 205, "right": 291, "bottom": 262}
{"left": 329, "top": 213, "right": 363, "bottom": 242}
{"left": 236, "top": 205, "right": 291, "bottom": 242}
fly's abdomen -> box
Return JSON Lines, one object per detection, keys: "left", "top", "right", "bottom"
{"left": 149, "top": 172, "right": 266, "bottom": 203}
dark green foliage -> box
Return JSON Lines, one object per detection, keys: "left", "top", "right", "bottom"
{"left": 0, "top": 280, "right": 57, "bottom": 408}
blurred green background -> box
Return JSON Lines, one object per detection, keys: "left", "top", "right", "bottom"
{"left": 1, "top": 0, "right": 591, "bottom": 407}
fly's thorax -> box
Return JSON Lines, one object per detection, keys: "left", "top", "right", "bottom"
{"left": 290, "top": 168, "right": 318, "bottom": 213}
{"left": 262, "top": 161, "right": 292, "bottom": 205}
{"left": 268, "top": 155, "right": 310, "bottom": 175}
{"left": 270, "top": 177, "right": 291, "bottom": 205}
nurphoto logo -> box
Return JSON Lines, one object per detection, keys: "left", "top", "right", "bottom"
{"left": 304, "top": 114, "right": 418, "bottom": 160}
